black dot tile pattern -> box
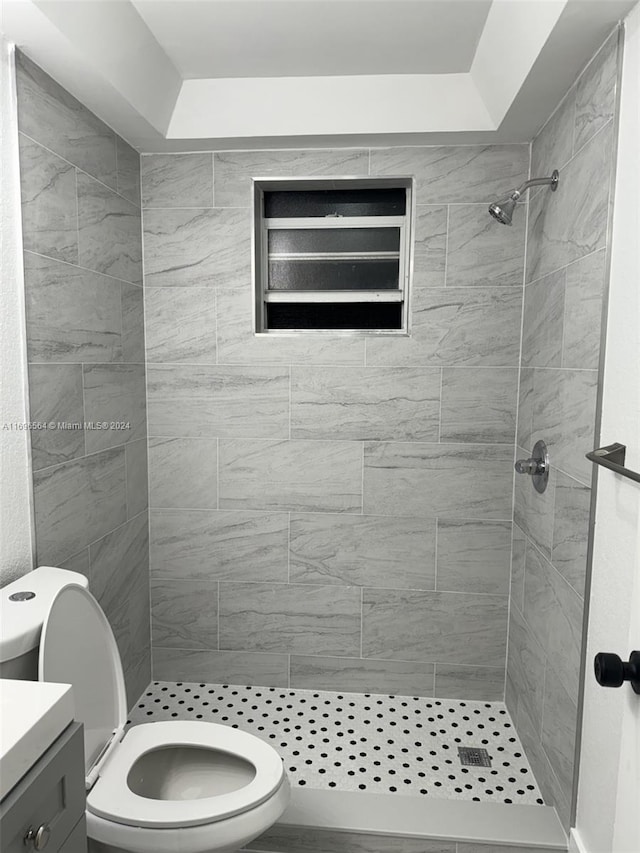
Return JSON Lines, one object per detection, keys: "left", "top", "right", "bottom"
{"left": 127, "top": 682, "right": 544, "bottom": 806}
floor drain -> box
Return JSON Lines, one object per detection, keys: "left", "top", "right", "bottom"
{"left": 458, "top": 747, "right": 492, "bottom": 767}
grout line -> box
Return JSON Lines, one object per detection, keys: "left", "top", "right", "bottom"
{"left": 18, "top": 130, "right": 141, "bottom": 210}
{"left": 359, "top": 586, "right": 364, "bottom": 658}
{"left": 443, "top": 204, "right": 450, "bottom": 287}
{"left": 288, "top": 365, "right": 292, "bottom": 439}
{"left": 287, "top": 511, "right": 291, "bottom": 583}
{"left": 216, "top": 438, "right": 220, "bottom": 510}
{"left": 216, "top": 583, "right": 220, "bottom": 651}
{"left": 437, "top": 367, "right": 444, "bottom": 443}
{"left": 24, "top": 249, "right": 143, "bottom": 288}
{"left": 434, "top": 518, "right": 438, "bottom": 592}
{"left": 360, "top": 442, "right": 365, "bottom": 514}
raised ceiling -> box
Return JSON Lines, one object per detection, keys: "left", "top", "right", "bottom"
{"left": 2, "top": 0, "right": 637, "bottom": 150}
{"left": 130, "top": 0, "right": 493, "bottom": 78}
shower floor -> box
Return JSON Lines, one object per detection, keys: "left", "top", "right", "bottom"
{"left": 129, "top": 682, "right": 544, "bottom": 807}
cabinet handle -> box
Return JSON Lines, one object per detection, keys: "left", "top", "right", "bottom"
{"left": 24, "top": 824, "right": 51, "bottom": 850}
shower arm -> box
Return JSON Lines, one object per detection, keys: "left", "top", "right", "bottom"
{"left": 512, "top": 170, "right": 560, "bottom": 199}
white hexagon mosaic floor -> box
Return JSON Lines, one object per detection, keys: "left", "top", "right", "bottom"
{"left": 128, "top": 682, "right": 544, "bottom": 806}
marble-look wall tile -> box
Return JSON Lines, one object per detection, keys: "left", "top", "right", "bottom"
{"left": 362, "top": 588, "right": 508, "bottom": 666}
{"left": 291, "top": 366, "right": 440, "bottom": 441}
{"left": 527, "top": 121, "right": 613, "bottom": 282}
{"left": 19, "top": 135, "right": 77, "bottom": 263}
{"left": 152, "top": 648, "right": 289, "bottom": 686}
{"left": 436, "top": 519, "right": 511, "bottom": 595}
{"left": 150, "top": 509, "right": 288, "bottom": 583}
{"left": 413, "top": 205, "right": 447, "bottom": 283}
{"left": 82, "top": 364, "right": 146, "bottom": 452}
{"left": 531, "top": 89, "right": 576, "bottom": 177}
{"left": 433, "top": 664, "right": 505, "bottom": 701}
{"left": 147, "top": 364, "right": 288, "bottom": 438}
{"left": 523, "top": 545, "right": 583, "bottom": 704}
{"left": 574, "top": 31, "right": 618, "bottom": 152}
{"left": 151, "top": 578, "right": 218, "bottom": 649}
{"left": 214, "top": 149, "right": 369, "bottom": 207}
{"left": 510, "top": 524, "right": 527, "bottom": 614}
{"left": 16, "top": 51, "right": 117, "bottom": 188}
{"left": 59, "top": 549, "right": 90, "bottom": 577}
{"left": 290, "top": 656, "right": 435, "bottom": 697}
{"left": 551, "top": 471, "right": 591, "bottom": 596}
{"left": 517, "top": 704, "right": 571, "bottom": 830}
{"left": 24, "top": 253, "right": 122, "bottom": 363}
{"left": 141, "top": 153, "right": 213, "bottom": 208}
{"left": 439, "top": 367, "right": 518, "bottom": 443}
{"left": 514, "top": 449, "right": 555, "bottom": 559}
{"left": 506, "top": 604, "right": 546, "bottom": 734}
{"left": 216, "top": 284, "right": 366, "bottom": 365}
{"left": 563, "top": 249, "right": 606, "bottom": 369}
{"left": 120, "top": 283, "right": 145, "bottom": 363}
{"left": 516, "top": 368, "right": 535, "bottom": 451}
{"left": 248, "top": 827, "right": 455, "bottom": 853}
{"left": 521, "top": 270, "right": 565, "bottom": 368}
{"left": 29, "top": 364, "right": 85, "bottom": 470}
{"left": 90, "top": 512, "right": 149, "bottom": 676}
{"left": 219, "top": 439, "right": 362, "bottom": 513}
{"left": 33, "top": 448, "right": 126, "bottom": 564}
{"left": 125, "top": 439, "right": 148, "bottom": 518}
{"left": 369, "top": 145, "right": 529, "bottom": 204}
{"left": 148, "top": 437, "right": 217, "bottom": 509}
{"left": 459, "top": 845, "right": 558, "bottom": 853}
{"left": 116, "top": 138, "right": 140, "bottom": 206}
{"left": 446, "top": 204, "right": 526, "bottom": 287}
{"left": 125, "top": 646, "right": 151, "bottom": 706}
{"left": 531, "top": 368, "right": 598, "bottom": 484}
{"left": 366, "top": 288, "right": 522, "bottom": 367}
{"left": 77, "top": 173, "right": 142, "bottom": 284}
{"left": 541, "top": 665, "right": 578, "bottom": 798}
{"left": 289, "top": 514, "right": 436, "bottom": 590}
{"left": 363, "top": 442, "right": 513, "bottom": 519}
{"left": 219, "top": 582, "right": 361, "bottom": 656}
{"left": 145, "top": 288, "right": 216, "bottom": 363}
{"left": 143, "top": 207, "right": 250, "bottom": 288}
{"left": 152, "top": 648, "right": 214, "bottom": 682}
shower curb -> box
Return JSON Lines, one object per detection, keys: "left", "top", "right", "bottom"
{"left": 246, "top": 788, "right": 568, "bottom": 851}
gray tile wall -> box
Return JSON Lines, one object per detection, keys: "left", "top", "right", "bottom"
{"left": 15, "top": 52, "right": 150, "bottom": 703}
{"left": 142, "top": 141, "right": 530, "bottom": 701}
{"left": 506, "top": 30, "right": 620, "bottom": 829}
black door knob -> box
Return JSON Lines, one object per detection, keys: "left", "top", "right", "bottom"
{"left": 594, "top": 651, "right": 640, "bottom": 694}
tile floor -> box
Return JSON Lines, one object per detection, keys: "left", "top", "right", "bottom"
{"left": 129, "top": 682, "right": 544, "bottom": 806}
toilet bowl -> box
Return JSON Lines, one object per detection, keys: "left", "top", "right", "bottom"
{"left": 1, "top": 569, "right": 289, "bottom": 853}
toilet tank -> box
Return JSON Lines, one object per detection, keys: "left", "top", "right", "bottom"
{"left": 0, "top": 567, "right": 89, "bottom": 680}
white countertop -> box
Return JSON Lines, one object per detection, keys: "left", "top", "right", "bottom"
{"left": 0, "top": 679, "right": 74, "bottom": 800}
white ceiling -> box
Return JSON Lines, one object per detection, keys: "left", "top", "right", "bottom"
{"left": 2, "top": 0, "right": 637, "bottom": 150}
{"left": 130, "top": 0, "right": 492, "bottom": 79}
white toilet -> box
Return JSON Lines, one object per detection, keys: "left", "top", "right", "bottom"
{"left": 0, "top": 567, "right": 290, "bottom": 853}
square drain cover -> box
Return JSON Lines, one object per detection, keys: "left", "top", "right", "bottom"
{"left": 458, "top": 747, "right": 492, "bottom": 767}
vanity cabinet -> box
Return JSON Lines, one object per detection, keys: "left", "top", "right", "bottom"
{"left": 0, "top": 723, "right": 86, "bottom": 853}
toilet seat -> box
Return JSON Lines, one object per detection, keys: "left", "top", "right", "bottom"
{"left": 87, "top": 721, "right": 285, "bottom": 828}
{"left": 39, "top": 584, "right": 286, "bottom": 835}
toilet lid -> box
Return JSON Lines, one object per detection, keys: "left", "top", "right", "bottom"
{"left": 39, "top": 583, "right": 127, "bottom": 779}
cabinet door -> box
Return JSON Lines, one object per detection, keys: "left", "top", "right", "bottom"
{"left": 0, "top": 724, "right": 85, "bottom": 853}
{"left": 59, "top": 816, "right": 87, "bottom": 853}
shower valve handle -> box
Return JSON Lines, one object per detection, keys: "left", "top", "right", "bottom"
{"left": 515, "top": 457, "right": 545, "bottom": 475}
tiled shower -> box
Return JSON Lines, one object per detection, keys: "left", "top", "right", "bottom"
{"left": 15, "top": 25, "right": 620, "bottom": 840}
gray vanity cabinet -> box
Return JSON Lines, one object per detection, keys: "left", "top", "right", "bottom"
{"left": 0, "top": 723, "right": 86, "bottom": 853}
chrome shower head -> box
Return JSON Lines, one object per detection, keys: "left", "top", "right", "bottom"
{"left": 488, "top": 194, "right": 518, "bottom": 226}
{"left": 488, "top": 169, "right": 559, "bottom": 225}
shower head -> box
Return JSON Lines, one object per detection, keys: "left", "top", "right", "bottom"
{"left": 489, "top": 194, "right": 518, "bottom": 226}
{"left": 488, "top": 169, "right": 559, "bottom": 225}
